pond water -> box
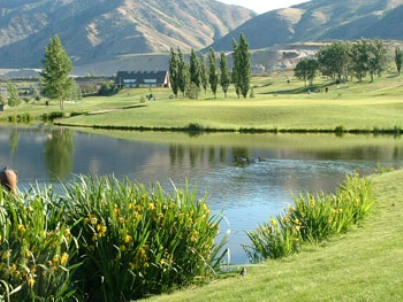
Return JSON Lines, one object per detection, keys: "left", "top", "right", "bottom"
{"left": 1, "top": 126, "right": 403, "bottom": 263}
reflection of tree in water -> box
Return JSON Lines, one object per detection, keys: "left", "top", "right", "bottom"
{"left": 44, "top": 129, "right": 74, "bottom": 179}
{"left": 9, "top": 128, "right": 20, "bottom": 157}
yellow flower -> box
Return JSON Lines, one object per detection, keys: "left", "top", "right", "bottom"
{"left": 288, "top": 205, "right": 295, "bottom": 212}
{"left": 128, "top": 203, "right": 135, "bottom": 210}
{"left": 84, "top": 217, "right": 90, "bottom": 224}
{"left": 92, "top": 234, "right": 98, "bottom": 242}
{"left": 52, "top": 254, "right": 60, "bottom": 265}
{"left": 17, "top": 224, "right": 26, "bottom": 234}
{"left": 64, "top": 228, "right": 71, "bottom": 238}
{"left": 27, "top": 277, "right": 35, "bottom": 288}
{"left": 61, "top": 253, "right": 69, "bottom": 266}
{"left": 125, "top": 235, "right": 133, "bottom": 244}
{"left": 96, "top": 224, "right": 101, "bottom": 232}
{"left": 270, "top": 218, "right": 277, "bottom": 227}
{"left": 90, "top": 217, "right": 98, "bottom": 225}
{"left": 120, "top": 245, "right": 127, "bottom": 252}
{"left": 294, "top": 219, "right": 301, "bottom": 225}
{"left": 310, "top": 200, "right": 316, "bottom": 207}
{"left": 148, "top": 203, "right": 156, "bottom": 211}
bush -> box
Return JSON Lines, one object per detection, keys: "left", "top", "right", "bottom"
{"left": 0, "top": 187, "right": 81, "bottom": 301}
{"left": 41, "top": 111, "right": 65, "bottom": 122}
{"left": 61, "top": 176, "right": 224, "bottom": 301}
{"left": 244, "top": 173, "right": 374, "bottom": 262}
{"left": 0, "top": 177, "right": 225, "bottom": 301}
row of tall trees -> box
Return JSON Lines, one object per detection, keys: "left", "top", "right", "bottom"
{"left": 295, "top": 39, "right": 392, "bottom": 86}
{"left": 169, "top": 34, "right": 251, "bottom": 99}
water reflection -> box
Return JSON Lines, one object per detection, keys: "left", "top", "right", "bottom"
{"left": 1, "top": 127, "right": 403, "bottom": 263}
{"left": 44, "top": 129, "right": 75, "bottom": 179}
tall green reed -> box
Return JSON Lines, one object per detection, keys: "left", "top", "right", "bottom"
{"left": 244, "top": 173, "right": 374, "bottom": 262}
{"left": 0, "top": 186, "right": 81, "bottom": 302}
{"left": 61, "top": 176, "right": 224, "bottom": 301}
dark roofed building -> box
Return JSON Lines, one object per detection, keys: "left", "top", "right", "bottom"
{"left": 115, "top": 71, "right": 170, "bottom": 88}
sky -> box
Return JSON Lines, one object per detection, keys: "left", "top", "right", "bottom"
{"left": 217, "top": 0, "right": 310, "bottom": 14}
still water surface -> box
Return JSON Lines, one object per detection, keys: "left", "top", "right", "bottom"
{"left": 1, "top": 126, "right": 403, "bottom": 263}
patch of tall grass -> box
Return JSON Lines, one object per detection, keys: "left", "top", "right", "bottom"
{"left": 244, "top": 173, "right": 374, "bottom": 262}
{"left": 0, "top": 177, "right": 225, "bottom": 301}
{"left": 0, "top": 186, "right": 81, "bottom": 301}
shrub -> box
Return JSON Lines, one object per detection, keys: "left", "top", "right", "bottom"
{"left": 0, "top": 187, "right": 81, "bottom": 301}
{"left": 244, "top": 173, "right": 374, "bottom": 262}
{"left": 61, "top": 176, "right": 224, "bottom": 301}
{"left": 41, "top": 111, "right": 65, "bottom": 122}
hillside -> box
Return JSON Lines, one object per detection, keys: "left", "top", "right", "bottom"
{"left": 211, "top": 0, "right": 403, "bottom": 51}
{"left": 0, "top": 0, "right": 254, "bottom": 68}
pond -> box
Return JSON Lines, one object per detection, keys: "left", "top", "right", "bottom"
{"left": 1, "top": 125, "right": 403, "bottom": 263}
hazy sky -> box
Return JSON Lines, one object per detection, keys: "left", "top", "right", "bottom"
{"left": 217, "top": 0, "right": 310, "bottom": 14}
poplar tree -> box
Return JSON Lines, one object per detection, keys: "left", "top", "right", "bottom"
{"left": 395, "top": 46, "right": 403, "bottom": 75}
{"left": 40, "top": 35, "right": 73, "bottom": 110}
{"left": 177, "top": 48, "right": 188, "bottom": 97}
{"left": 220, "top": 52, "right": 231, "bottom": 98}
{"left": 233, "top": 34, "right": 251, "bottom": 98}
{"left": 169, "top": 47, "right": 179, "bottom": 98}
{"left": 189, "top": 49, "right": 200, "bottom": 98}
{"left": 208, "top": 48, "right": 219, "bottom": 98}
{"left": 198, "top": 53, "right": 208, "bottom": 94}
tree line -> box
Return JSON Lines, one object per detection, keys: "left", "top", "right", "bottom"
{"left": 294, "top": 39, "right": 402, "bottom": 86}
{"left": 169, "top": 33, "right": 251, "bottom": 99}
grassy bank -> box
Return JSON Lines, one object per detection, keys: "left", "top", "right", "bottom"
{"left": 2, "top": 75, "right": 403, "bottom": 133}
{"left": 140, "top": 170, "right": 403, "bottom": 302}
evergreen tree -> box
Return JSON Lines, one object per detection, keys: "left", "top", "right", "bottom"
{"left": 40, "top": 35, "right": 73, "bottom": 110}
{"left": 233, "top": 34, "right": 251, "bottom": 98}
{"left": 208, "top": 48, "right": 219, "bottom": 98}
{"left": 169, "top": 47, "right": 180, "bottom": 98}
{"left": 189, "top": 49, "right": 200, "bottom": 98}
{"left": 7, "top": 82, "right": 21, "bottom": 107}
{"left": 198, "top": 53, "right": 208, "bottom": 94}
{"left": 220, "top": 52, "right": 231, "bottom": 98}
{"left": 395, "top": 46, "right": 403, "bottom": 75}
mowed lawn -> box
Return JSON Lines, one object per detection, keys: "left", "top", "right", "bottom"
{"left": 56, "top": 76, "right": 403, "bottom": 131}
{"left": 139, "top": 170, "right": 403, "bottom": 302}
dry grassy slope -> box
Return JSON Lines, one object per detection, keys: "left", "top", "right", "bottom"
{"left": 211, "top": 0, "right": 403, "bottom": 51}
{"left": 0, "top": 0, "right": 254, "bottom": 68}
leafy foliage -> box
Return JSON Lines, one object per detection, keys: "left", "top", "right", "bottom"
{"left": 40, "top": 35, "right": 73, "bottom": 110}
{"left": 244, "top": 173, "right": 374, "bottom": 262}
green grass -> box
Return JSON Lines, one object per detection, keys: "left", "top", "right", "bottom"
{"left": 2, "top": 74, "right": 403, "bottom": 132}
{"left": 138, "top": 170, "right": 403, "bottom": 302}
{"left": 59, "top": 75, "right": 403, "bottom": 132}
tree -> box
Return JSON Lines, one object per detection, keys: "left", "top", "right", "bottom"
{"left": 294, "top": 59, "right": 319, "bottom": 87}
{"left": 198, "top": 53, "right": 208, "bottom": 94}
{"left": 177, "top": 48, "right": 189, "bottom": 97}
{"left": 208, "top": 48, "right": 219, "bottom": 98}
{"left": 189, "top": 49, "right": 200, "bottom": 98}
{"left": 169, "top": 47, "right": 180, "bottom": 98}
{"left": 317, "top": 42, "right": 350, "bottom": 81}
{"left": 349, "top": 40, "right": 368, "bottom": 82}
{"left": 233, "top": 33, "right": 251, "bottom": 98}
{"left": 395, "top": 47, "right": 403, "bottom": 75}
{"left": 40, "top": 35, "right": 73, "bottom": 110}
{"left": 7, "top": 82, "right": 21, "bottom": 107}
{"left": 220, "top": 52, "right": 231, "bottom": 98}
{"left": 367, "top": 39, "right": 388, "bottom": 82}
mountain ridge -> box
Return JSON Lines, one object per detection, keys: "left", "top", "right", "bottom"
{"left": 0, "top": 0, "right": 254, "bottom": 68}
{"left": 210, "top": 0, "right": 403, "bottom": 51}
